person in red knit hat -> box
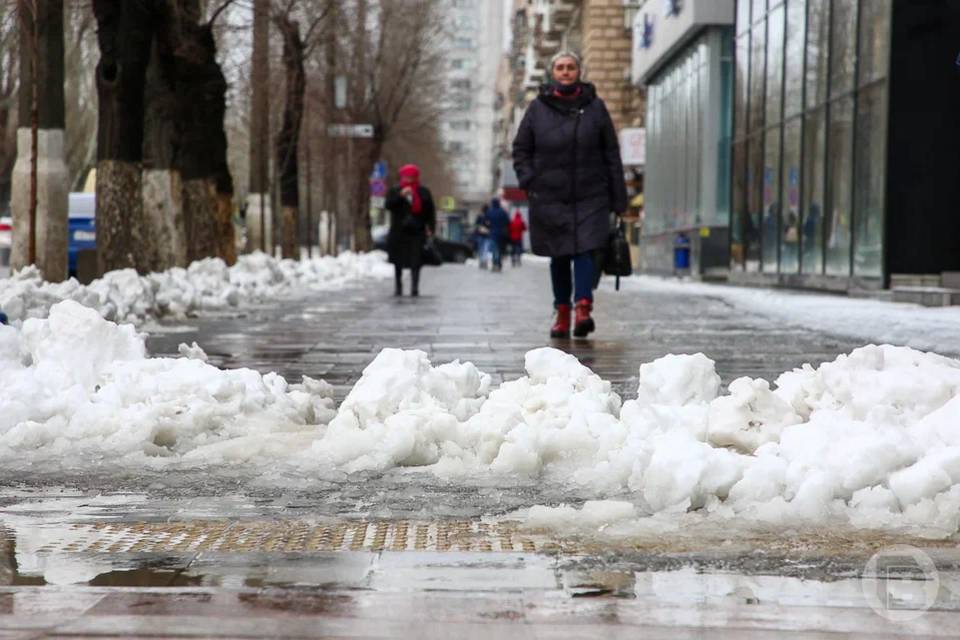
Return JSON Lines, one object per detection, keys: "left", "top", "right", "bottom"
{"left": 384, "top": 164, "right": 436, "bottom": 297}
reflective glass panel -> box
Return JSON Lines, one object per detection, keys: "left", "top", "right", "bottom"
{"left": 825, "top": 96, "right": 854, "bottom": 276}
{"left": 829, "top": 0, "right": 858, "bottom": 96}
{"left": 858, "top": 0, "right": 892, "bottom": 86}
{"left": 784, "top": 0, "right": 806, "bottom": 117}
{"left": 749, "top": 22, "right": 766, "bottom": 132}
{"left": 735, "top": 34, "right": 750, "bottom": 137}
{"left": 853, "top": 83, "right": 888, "bottom": 277}
{"left": 806, "top": 0, "right": 829, "bottom": 108}
{"left": 732, "top": 140, "right": 749, "bottom": 269}
{"left": 762, "top": 128, "right": 782, "bottom": 272}
{"left": 747, "top": 134, "right": 764, "bottom": 271}
{"left": 766, "top": 4, "right": 784, "bottom": 126}
{"left": 802, "top": 107, "right": 826, "bottom": 273}
{"left": 752, "top": 0, "right": 767, "bottom": 23}
{"left": 781, "top": 117, "right": 802, "bottom": 273}
{"left": 737, "top": 0, "right": 751, "bottom": 35}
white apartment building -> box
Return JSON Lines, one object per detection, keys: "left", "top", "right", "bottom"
{"left": 440, "top": 0, "right": 504, "bottom": 207}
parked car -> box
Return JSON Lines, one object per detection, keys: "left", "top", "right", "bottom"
{"left": 0, "top": 215, "right": 11, "bottom": 269}
{"left": 68, "top": 193, "right": 96, "bottom": 278}
{"left": 371, "top": 226, "right": 473, "bottom": 264}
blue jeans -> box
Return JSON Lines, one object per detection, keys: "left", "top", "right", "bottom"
{"left": 485, "top": 237, "right": 502, "bottom": 267}
{"left": 551, "top": 253, "right": 594, "bottom": 306}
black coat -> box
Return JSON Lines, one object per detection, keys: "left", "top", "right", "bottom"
{"left": 512, "top": 83, "right": 628, "bottom": 257}
{"left": 385, "top": 185, "right": 437, "bottom": 268}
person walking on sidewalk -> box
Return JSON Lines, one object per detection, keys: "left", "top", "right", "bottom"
{"left": 512, "top": 50, "right": 627, "bottom": 338}
{"left": 385, "top": 164, "right": 436, "bottom": 297}
{"left": 484, "top": 198, "right": 510, "bottom": 272}
{"left": 509, "top": 210, "right": 527, "bottom": 267}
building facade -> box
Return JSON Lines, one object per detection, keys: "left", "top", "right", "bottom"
{"left": 632, "top": 0, "right": 735, "bottom": 275}
{"left": 730, "top": 0, "right": 960, "bottom": 291}
{"left": 440, "top": 0, "right": 504, "bottom": 208}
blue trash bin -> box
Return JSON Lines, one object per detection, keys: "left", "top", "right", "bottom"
{"left": 673, "top": 233, "right": 691, "bottom": 272}
{"left": 68, "top": 193, "right": 96, "bottom": 278}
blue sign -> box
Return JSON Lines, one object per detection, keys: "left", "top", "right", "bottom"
{"left": 371, "top": 161, "right": 387, "bottom": 180}
{"left": 369, "top": 179, "right": 387, "bottom": 197}
{"left": 641, "top": 14, "right": 654, "bottom": 49}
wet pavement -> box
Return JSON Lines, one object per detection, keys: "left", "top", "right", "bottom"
{"left": 4, "top": 261, "right": 960, "bottom": 637}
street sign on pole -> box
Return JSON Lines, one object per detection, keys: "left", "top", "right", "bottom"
{"left": 369, "top": 179, "right": 387, "bottom": 197}
{"left": 371, "top": 161, "right": 387, "bottom": 180}
{"left": 327, "top": 124, "right": 374, "bottom": 139}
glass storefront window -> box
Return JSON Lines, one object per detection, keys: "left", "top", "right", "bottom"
{"left": 732, "top": 140, "right": 749, "bottom": 268}
{"left": 747, "top": 134, "right": 764, "bottom": 271}
{"left": 830, "top": 0, "right": 858, "bottom": 96}
{"left": 765, "top": 4, "right": 784, "bottom": 126}
{"left": 784, "top": 0, "right": 805, "bottom": 118}
{"left": 752, "top": 0, "right": 767, "bottom": 24}
{"left": 762, "top": 128, "right": 782, "bottom": 272}
{"left": 806, "top": 0, "right": 830, "bottom": 108}
{"left": 735, "top": 35, "right": 750, "bottom": 137}
{"left": 749, "top": 22, "right": 766, "bottom": 133}
{"left": 802, "top": 107, "right": 826, "bottom": 274}
{"left": 858, "top": 0, "right": 892, "bottom": 86}
{"left": 737, "top": 0, "right": 751, "bottom": 35}
{"left": 853, "top": 83, "right": 888, "bottom": 277}
{"left": 780, "top": 117, "right": 802, "bottom": 274}
{"left": 825, "top": 96, "right": 854, "bottom": 276}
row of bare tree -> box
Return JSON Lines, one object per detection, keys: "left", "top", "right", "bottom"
{"left": 3, "top": 0, "right": 455, "bottom": 277}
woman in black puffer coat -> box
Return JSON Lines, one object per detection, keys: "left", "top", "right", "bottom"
{"left": 385, "top": 164, "right": 436, "bottom": 297}
{"left": 512, "top": 51, "right": 627, "bottom": 339}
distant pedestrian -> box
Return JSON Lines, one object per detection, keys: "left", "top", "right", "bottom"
{"left": 484, "top": 198, "right": 510, "bottom": 272}
{"left": 512, "top": 50, "right": 627, "bottom": 338}
{"left": 509, "top": 210, "right": 527, "bottom": 266}
{"left": 385, "top": 164, "right": 437, "bottom": 297}
{"left": 473, "top": 206, "right": 490, "bottom": 269}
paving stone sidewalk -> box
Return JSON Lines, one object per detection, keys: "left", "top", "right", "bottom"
{"left": 146, "top": 260, "right": 865, "bottom": 399}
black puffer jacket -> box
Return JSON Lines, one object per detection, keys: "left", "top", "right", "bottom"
{"left": 385, "top": 185, "right": 436, "bottom": 268}
{"left": 512, "top": 83, "right": 628, "bottom": 257}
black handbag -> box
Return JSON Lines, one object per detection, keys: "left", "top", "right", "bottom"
{"left": 421, "top": 236, "right": 444, "bottom": 267}
{"left": 602, "top": 217, "right": 632, "bottom": 290}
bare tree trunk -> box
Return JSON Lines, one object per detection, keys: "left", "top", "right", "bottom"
{"left": 247, "top": 0, "right": 270, "bottom": 253}
{"left": 275, "top": 16, "right": 305, "bottom": 260}
{"left": 142, "top": 7, "right": 185, "bottom": 270}
{"left": 322, "top": 1, "right": 338, "bottom": 256}
{"left": 12, "top": 0, "right": 68, "bottom": 280}
{"left": 172, "top": 2, "right": 231, "bottom": 263}
{"left": 93, "top": 0, "right": 153, "bottom": 275}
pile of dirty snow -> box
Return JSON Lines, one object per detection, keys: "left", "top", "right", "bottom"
{"left": 3, "top": 299, "right": 960, "bottom": 535}
{"left": 0, "top": 251, "right": 392, "bottom": 325}
{"left": 0, "top": 301, "right": 334, "bottom": 464}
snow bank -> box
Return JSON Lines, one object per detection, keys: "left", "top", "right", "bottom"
{"left": 0, "top": 301, "right": 334, "bottom": 463}
{"left": 3, "top": 301, "right": 960, "bottom": 534}
{"left": 0, "top": 251, "right": 392, "bottom": 325}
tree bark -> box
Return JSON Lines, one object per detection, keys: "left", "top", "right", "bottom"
{"left": 276, "top": 16, "right": 305, "bottom": 260}
{"left": 13, "top": 0, "right": 68, "bottom": 281}
{"left": 172, "top": 4, "right": 231, "bottom": 264}
{"left": 93, "top": 0, "right": 154, "bottom": 275}
{"left": 142, "top": 6, "right": 184, "bottom": 269}
{"left": 248, "top": 0, "right": 270, "bottom": 253}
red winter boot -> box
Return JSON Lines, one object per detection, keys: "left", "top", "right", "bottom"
{"left": 573, "top": 299, "right": 595, "bottom": 338}
{"left": 550, "top": 304, "right": 571, "bottom": 338}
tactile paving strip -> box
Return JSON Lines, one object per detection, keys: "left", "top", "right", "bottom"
{"left": 36, "top": 520, "right": 555, "bottom": 554}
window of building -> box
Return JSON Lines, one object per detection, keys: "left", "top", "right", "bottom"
{"left": 825, "top": 96, "right": 854, "bottom": 275}
{"left": 765, "top": 4, "right": 784, "bottom": 127}
{"left": 762, "top": 128, "right": 781, "bottom": 272}
{"left": 853, "top": 83, "right": 887, "bottom": 277}
{"left": 731, "top": 0, "right": 891, "bottom": 281}
{"left": 780, "top": 117, "right": 802, "bottom": 273}
{"left": 801, "top": 107, "right": 825, "bottom": 274}
{"left": 829, "top": 0, "right": 858, "bottom": 97}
